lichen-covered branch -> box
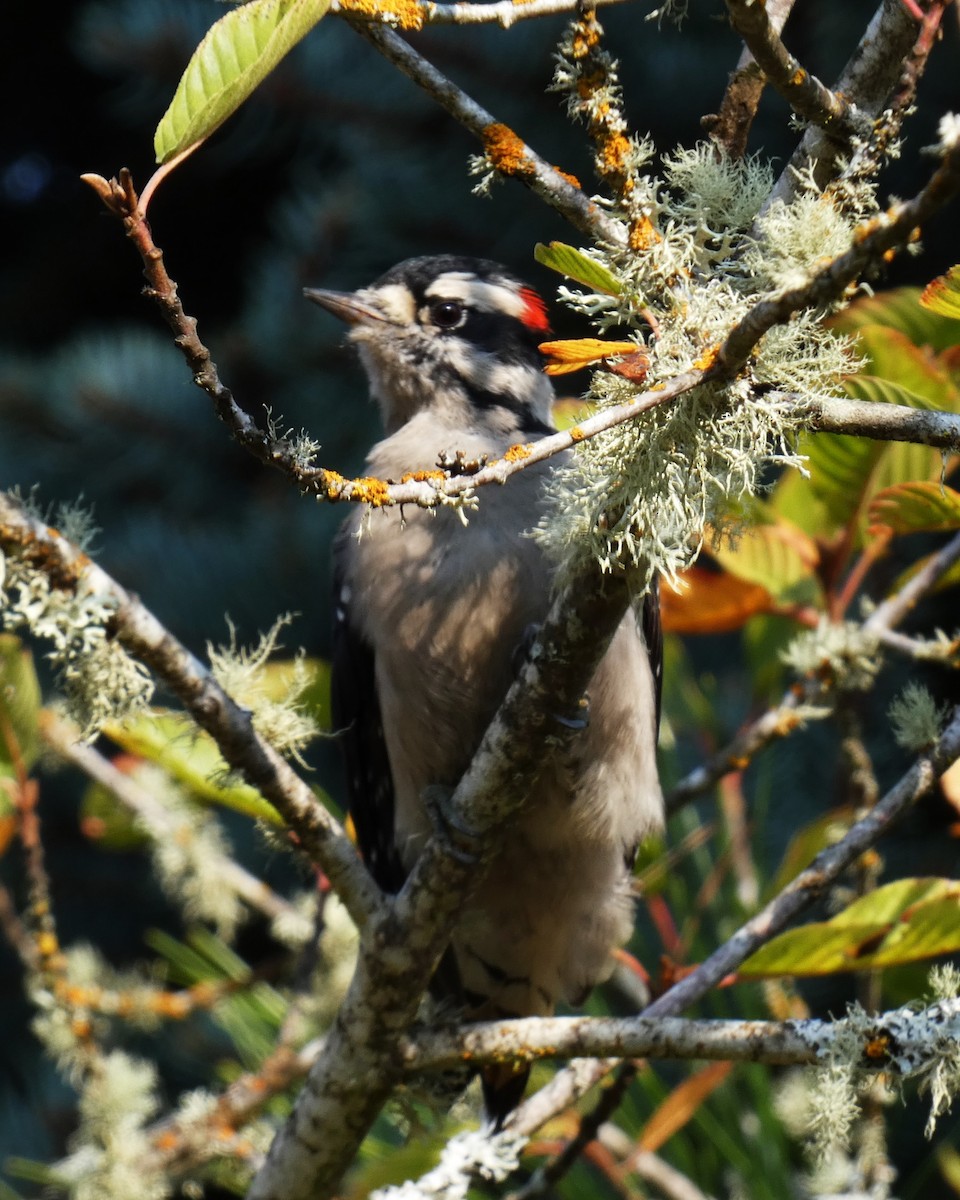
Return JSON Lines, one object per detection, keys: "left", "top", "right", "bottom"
{"left": 334, "top": 0, "right": 638, "bottom": 27}
{"left": 0, "top": 491, "right": 384, "bottom": 935}
{"left": 349, "top": 21, "right": 625, "bottom": 244}
{"left": 247, "top": 565, "right": 638, "bottom": 1200}
{"left": 401, "top": 1002, "right": 960, "bottom": 1075}
{"left": 511, "top": 703, "right": 960, "bottom": 1135}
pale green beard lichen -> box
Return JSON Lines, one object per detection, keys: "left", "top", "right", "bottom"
{"left": 534, "top": 40, "right": 865, "bottom": 586}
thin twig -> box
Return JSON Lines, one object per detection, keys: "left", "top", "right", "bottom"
{"left": 334, "top": 0, "right": 639, "bottom": 26}
{"left": 40, "top": 711, "right": 307, "bottom": 930}
{"left": 724, "top": 0, "right": 867, "bottom": 140}
{"left": 704, "top": 0, "right": 797, "bottom": 158}
{"left": 349, "top": 20, "right": 625, "bottom": 244}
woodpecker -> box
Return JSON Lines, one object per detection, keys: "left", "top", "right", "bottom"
{"left": 305, "top": 256, "right": 663, "bottom": 1119}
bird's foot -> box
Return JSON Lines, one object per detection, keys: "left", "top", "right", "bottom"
{"left": 422, "top": 785, "right": 482, "bottom": 866}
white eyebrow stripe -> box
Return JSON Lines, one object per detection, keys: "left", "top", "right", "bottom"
{"left": 423, "top": 275, "right": 526, "bottom": 320}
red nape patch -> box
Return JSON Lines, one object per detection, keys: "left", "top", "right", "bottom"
{"left": 518, "top": 287, "right": 551, "bottom": 333}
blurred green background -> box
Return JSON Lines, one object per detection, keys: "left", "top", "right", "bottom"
{"left": 3, "top": 0, "right": 960, "bottom": 1192}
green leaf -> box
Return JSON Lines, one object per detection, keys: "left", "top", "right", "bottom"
{"left": 154, "top": 0, "right": 332, "bottom": 164}
{"left": 869, "top": 481, "right": 960, "bottom": 534}
{"left": 921, "top": 264, "right": 960, "bottom": 321}
{"left": 799, "top": 374, "right": 946, "bottom": 539}
{"left": 740, "top": 878, "right": 960, "bottom": 977}
{"left": 710, "top": 520, "right": 821, "bottom": 605}
{"left": 850, "top": 326, "right": 960, "bottom": 409}
{"left": 832, "top": 285, "right": 960, "bottom": 354}
{"left": 105, "top": 710, "right": 285, "bottom": 825}
{"left": 762, "top": 807, "right": 855, "bottom": 902}
{"left": 534, "top": 242, "right": 621, "bottom": 296}
{"left": 0, "top": 635, "right": 41, "bottom": 779}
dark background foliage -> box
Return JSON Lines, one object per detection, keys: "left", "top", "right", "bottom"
{"left": 2, "top": 0, "right": 960, "bottom": 1187}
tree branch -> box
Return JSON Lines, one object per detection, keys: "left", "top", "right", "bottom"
{"left": 723, "top": 0, "right": 866, "bottom": 140}
{"left": 401, "top": 1002, "right": 960, "bottom": 1073}
{"left": 348, "top": 20, "right": 626, "bottom": 244}
{"left": 247, "top": 562, "right": 638, "bottom": 1199}
{"left": 509, "top": 699, "right": 960, "bottom": 1135}
{"left": 0, "top": 491, "right": 385, "bottom": 935}
{"left": 765, "top": 0, "right": 921, "bottom": 206}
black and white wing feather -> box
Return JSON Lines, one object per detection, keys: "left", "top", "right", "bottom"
{"left": 331, "top": 544, "right": 406, "bottom": 894}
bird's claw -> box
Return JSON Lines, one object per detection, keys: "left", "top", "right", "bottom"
{"left": 422, "top": 785, "right": 482, "bottom": 866}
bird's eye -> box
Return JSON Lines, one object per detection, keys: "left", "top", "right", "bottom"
{"left": 429, "top": 299, "right": 465, "bottom": 330}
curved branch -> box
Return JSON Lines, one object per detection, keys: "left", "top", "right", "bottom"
{"left": 0, "top": 492, "right": 385, "bottom": 935}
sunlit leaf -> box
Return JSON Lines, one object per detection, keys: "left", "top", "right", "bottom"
{"left": 661, "top": 567, "right": 774, "bottom": 634}
{"left": 0, "top": 635, "right": 41, "bottom": 780}
{"left": 104, "top": 711, "right": 285, "bottom": 825}
{"left": 850, "top": 326, "right": 960, "bottom": 408}
{"left": 868, "top": 481, "right": 960, "bottom": 534}
{"left": 533, "top": 242, "right": 621, "bottom": 295}
{"left": 710, "top": 521, "right": 820, "bottom": 605}
{"left": 539, "top": 337, "right": 642, "bottom": 376}
{"left": 921, "top": 264, "right": 960, "bottom": 321}
{"left": 741, "top": 878, "right": 960, "bottom": 977}
{"left": 831, "top": 285, "right": 960, "bottom": 354}
{"left": 154, "top": 0, "right": 332, "bottom": 164}
{"left": 639, "top": 1062, "right": 733, "bottom": 1152}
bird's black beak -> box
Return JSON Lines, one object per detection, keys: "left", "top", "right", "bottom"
{"left": 303, "top": 287, "right": 389, "bottom": 325}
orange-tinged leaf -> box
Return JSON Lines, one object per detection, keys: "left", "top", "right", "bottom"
{"left": 540, "top": 338, "right": 641, "bottom": 376}
{"left": 868, "top": 481, "right": 960, "bottom": 535}
{"left": 710, "top": 520, "right": 820, "bottom": 605}
{"left": 639, "top": 1063, "right": 733, "bottom": 1152}
{"left": 921, "top": 264, "right": 960, "bottom": 321}
{"left": 661, "top": 567, "right": 774, "bottom": 634}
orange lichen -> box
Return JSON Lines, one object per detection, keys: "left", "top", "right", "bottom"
{"left": 504, "top": 442, "right": 533, "bottom": 462}
{"left": 350, "top": 477, "right": 393, "bottom": 507}
{"left": 599, "top": 132, "right": 632, "bottom": 176}
{"left": 482, "top": 123, "right": 530, "bottom": 176}
{"left": 629, "top": 214, "right": 660, "bottom": 251}
{"left": 338, "top": 0, "right": 424, "bottom": 29}
{"left": 570, "top": 14, "right": 601, "bottom": 58}
{"left": 569, "top": 426, "right": 585, "bottom": 442}
{"left": 320, "top": 469, "right": 347, "bottom": 501}
{"left": 790, "top": 67, "right": 807, "bottom": 87}
{"left": 37, "top": 930, "right": 60, "bottom": 958}
{"left": 553, "top": 167, "right": 582, "bottom": 190}
{"left": 693, "top": 346, "right": 721, "bottom": 371}
{"left": 864, "top": 1034, "right": 891, "bottom": 1060}
{"left": 400, "top": 469, "right": 447, "bottom": 484}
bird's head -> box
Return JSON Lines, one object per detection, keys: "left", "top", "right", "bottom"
{"left": 305, "top": 255, "right": 555, "bottom": 437}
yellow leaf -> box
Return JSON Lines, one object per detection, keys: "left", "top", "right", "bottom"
{"left": 540, "top": 338, "right": 641, "bottom": 376}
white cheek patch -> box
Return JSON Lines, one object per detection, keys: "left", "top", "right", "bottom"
{"left": 423, "top": 274, "right": 526, "bottom": 321}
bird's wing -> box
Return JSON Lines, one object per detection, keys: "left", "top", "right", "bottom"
{"left": 331, "top": 541, "right": 407, "bottom": 893}
{"left": 641, "top": 578, "right": 663, "bottom": 734}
